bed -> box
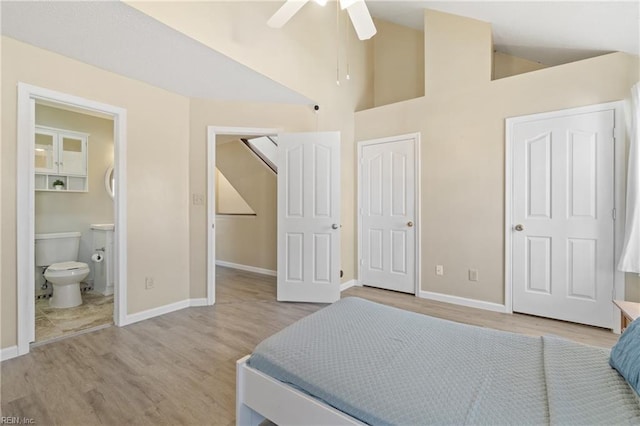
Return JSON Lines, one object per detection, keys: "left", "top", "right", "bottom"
{"left": 236, "top": 297, "right": 640, "bottom": 425}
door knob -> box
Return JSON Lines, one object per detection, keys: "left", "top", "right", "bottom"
{"left": 407, "top": 221, "right": 414, "bottom": 227}
{"left": 331, "top": 224, "right": 339, "bottom": 230}
{"left": 514, "top": 224, "right": 524, "bottom": 232}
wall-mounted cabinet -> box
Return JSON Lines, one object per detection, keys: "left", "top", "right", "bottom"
{"left": 35, "top": 126, "right": 89, "bottom": 192}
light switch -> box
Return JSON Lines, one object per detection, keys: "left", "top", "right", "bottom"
{"left": 192, "top": 193, "right": 204, "bottom": 205}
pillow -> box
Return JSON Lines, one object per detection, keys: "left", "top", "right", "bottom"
{"left": 610, "top": 318, "right": 640, "bottom": 395}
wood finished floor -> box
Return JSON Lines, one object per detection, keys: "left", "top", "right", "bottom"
{"left": 1, "top": 266, "right": 619, "bottom": 425}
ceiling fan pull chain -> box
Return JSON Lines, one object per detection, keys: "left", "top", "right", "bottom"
{"left": 345, "top": 6, "right": 350, "bottom": 81}
{"left": 336, "top": 0, "right": 341, "bottom": 86}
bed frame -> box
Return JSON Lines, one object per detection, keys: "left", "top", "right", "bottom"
{"left": 236, "top": 355, "right": 364, "bottom": 426}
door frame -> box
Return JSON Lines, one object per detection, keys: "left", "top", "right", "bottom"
{"left": 504, "top": 101, "right": 626, "bottom": 332}
{"left": 17, "top": 83, "right": 128, "bottom": 356}
{"left": 206, "top": 126, "right": 279, "bottom": 304}
{"left": 356, "top": 133, "right": 421, "bottom": 296}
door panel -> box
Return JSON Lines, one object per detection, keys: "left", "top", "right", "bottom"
{"left": 277, "top": 132, "right": 340, "bottom": 303}
{"left": 59, "top": 133, "right": 87, "bottom": 176}
{"left": 526, "top": 236, "right": 551, "bottom": 294}
{"left": 360, "top": 137, "right": 416, "bottom": 294}
{"left": 512, "top": 110, "right": 615, "bottom": 328}
{"left": 567, "top": 238, "right": 597, "bottom": 300}
{"left": 34, "top": 130, "right": 57, "bottom": 173}
{"left": 526, "top": 132, "right": 551, "bottom": 218}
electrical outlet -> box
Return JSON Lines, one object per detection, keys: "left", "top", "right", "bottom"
{"left": 145, "top": 277, "right": 155, "bottom": 290}
{"left": 192, "top": 193, "right": 204, "bottom": 205}
{"left": 435, "top": 265, "right": 444, "bottom": 276}
{"left": 469, "top": 269, "right": 479, "bottom": 282}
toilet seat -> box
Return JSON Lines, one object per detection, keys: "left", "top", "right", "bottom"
{"left": 47, "top": 261, "right": 88, "bottom": 271}
{"left": 44, "top": 261, "right": 89, "bottom": 308}
{"left": 45, "top": 261, "right": 90, "bottom": 278}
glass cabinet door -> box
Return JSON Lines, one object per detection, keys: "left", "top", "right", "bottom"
{"left": 34, "top": 130, "right": 57, "bottom": 173}
{"left": 34, "top": 126, "right": 89, "bottom": 192}
{"left": 59, "top": 133, "right": 87, "bottom": 176}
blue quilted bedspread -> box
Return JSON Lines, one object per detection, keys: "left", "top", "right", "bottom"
{"left": 248, "top": 297, "right": 640, "bottom": 425}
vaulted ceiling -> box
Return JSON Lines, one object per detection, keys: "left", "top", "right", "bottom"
{"left": 368, "top": 1, "right": 639, "bottom": 66}
{"left": 2, "top": 1, "right": 638, "bottom": 104}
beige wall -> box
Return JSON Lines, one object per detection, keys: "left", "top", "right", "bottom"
{"left": 127, "top": 1, "right": 374, "bottom": 112}
{"left": 216, "top": 168, "right": 255, "bottom": 215}
{"left": 493, "top": 51, "right": 548, "bottom": 80}
{"left": 373, "top": 19, "right": 424, "bottom": 107}
{"left": 424, "top": 9, "right": 493, "bottom": 95}
{"left": 3, "top": 4, "right": 637, "bottom": 353}
{"left": 355, "top": 10, "right": 640, "bottom": 305}
{"left": 2, "top": 37, "right": 191, "bottom": 349}
{"left": 627, "top": 274, "right": 640, "bottom": 302}
{"left": 35, "top": 104, "right": 114, "bottom": 283}
{"left": 131, "top": 1, "right": 376, "bottom": 295}
{"left": 216, "top": 141, "right": 276, "bottom": 271}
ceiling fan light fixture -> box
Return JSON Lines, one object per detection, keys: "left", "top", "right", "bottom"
{"left": 268, "top": 0, "right": 376, "bottom": 40}
{"left": 339, "top": 0, "right": 357, "bottom": 10}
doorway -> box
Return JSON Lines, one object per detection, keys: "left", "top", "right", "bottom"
{"left": 33, "top": 103, "right": 115, "bottom": 343}
{"left": 505, "top": 102, "right": 626, "bottom": 330}
{"left": 17, "top": 83, "right": 127, "bottom": 356}
{"left": 357, "top": 133, "right": 420, "bottom": 295}
{"left": 206, "top": 127, "right": 279, "bottom": 305}
{"left": 207, "top": 127, "right": 342, "bottom": 304}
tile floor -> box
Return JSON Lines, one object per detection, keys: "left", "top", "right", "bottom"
{"left": 35, "top": 292, "right": 114, "bottom": 343}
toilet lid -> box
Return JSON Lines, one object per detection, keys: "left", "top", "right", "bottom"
{"left": 47, "top": 261, "right": 88, "bottom": 271}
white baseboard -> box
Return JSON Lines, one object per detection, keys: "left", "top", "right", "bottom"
{"left": 216, "top": 260, "right": 276, "bottom": 277}
{"left": 340, "top": 280, "right": 359, "bottom": 292}
{"left": 5, "top": 298, "right": 212, "bottom": 361}
{"left": 419, "top": 290, "right": 508, "bottom": 313}
{"left": 122, "top": 299, "right": 191, "bottom": 326}
{"left": 189, "top": 298, "right": 209, "bottom": 307}
{"left": 122, "top": 297, "right": 214, "bottom": 325}
{"left": 1, "top": 345, "right": 19, "bottom": 362}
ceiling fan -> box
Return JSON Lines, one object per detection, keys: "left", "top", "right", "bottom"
{"left": 268, "top": 0, "right": 377, "bottom": 40}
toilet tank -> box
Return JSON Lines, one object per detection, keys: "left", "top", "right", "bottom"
{"left": 34, "top": 232, "right": 81, "bottom": 266}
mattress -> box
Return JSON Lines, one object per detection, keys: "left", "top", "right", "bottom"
{"left": 248, "top": 297, "right": 640, "bottom": 425}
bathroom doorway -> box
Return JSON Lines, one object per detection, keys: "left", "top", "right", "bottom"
{"left": 33, "top": 103, "right": 115, "bottom": 343}
{"left": 16, "top": 83, "right": 128, "bottom": 356}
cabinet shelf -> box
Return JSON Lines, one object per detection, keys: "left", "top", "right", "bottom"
{"left": 35, "top": 174, "right": 88, "bottom": 192}
{"left": 35, "top": 126, "right": 89, "bottom": 192}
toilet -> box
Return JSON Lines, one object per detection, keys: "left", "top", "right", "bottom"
{"left": 35, "top": 232, "right": 90, "bottom": 308}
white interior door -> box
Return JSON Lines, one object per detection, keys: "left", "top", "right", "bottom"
{"left": 277, "top": 132, "right": 341, "bottom": 303}
{"left": 512, "top": 110, "right": 615, "bottom": 328}
{"left": 360, "top": 137, "right": 416, "bottom": 294}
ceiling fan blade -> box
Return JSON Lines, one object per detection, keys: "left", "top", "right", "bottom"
{"left": 267, "top": 0, "right": 310, "bottom": 28}
{"left": 345, "top": 0, "right": 376, "bottom": 40}
{"left": 339, "top": 0, "right": 357, "bottom": 10}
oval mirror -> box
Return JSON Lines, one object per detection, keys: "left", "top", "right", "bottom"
{"left": 104, "top": 165, "right": 114, "bottom": 199}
